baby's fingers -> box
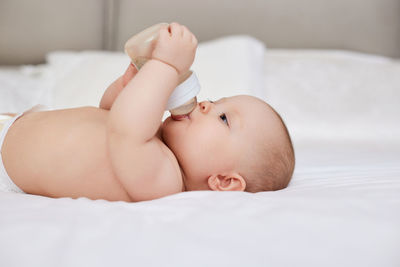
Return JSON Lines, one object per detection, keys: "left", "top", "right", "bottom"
{"left": 181, "top": 25, "right": 192, "bottom": 40}
{"left": 191, "top": 34, "right": 198, "bottom": 45}
{"left": 181, "top": 24, "right": 198, "bottom": 45}
{"left": 158, "top": 25, "right": 171, "bottom": 40}
{"left": 169, "top": 22, "right": 183, "bottom": 37}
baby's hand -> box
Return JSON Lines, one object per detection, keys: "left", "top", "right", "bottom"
{"left": 152, "top": 22, "right": 198, "bottom": 75}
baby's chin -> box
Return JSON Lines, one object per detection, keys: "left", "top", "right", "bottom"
{"left": 161, "top": 115, "right": 189, "bottom": 141}
{"left": 160, "top": 116, "right": 195, "bottom": 169}
{"left": 161, "top": 115, "right": 176, "bottom": 131}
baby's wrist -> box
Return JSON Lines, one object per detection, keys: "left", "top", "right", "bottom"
{"left": 150, "top": 58, "right": 179, "bottom": 76}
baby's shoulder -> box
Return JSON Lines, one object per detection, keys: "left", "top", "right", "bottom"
{"left": 152, "top": 138, "right": 183, "bottom": 183}
{"left": 108, "top": 134, "right": 184, "bottom": 201}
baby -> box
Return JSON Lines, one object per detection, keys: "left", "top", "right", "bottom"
{"left": 0, "top": 23, "right": 295, "bottom": 202}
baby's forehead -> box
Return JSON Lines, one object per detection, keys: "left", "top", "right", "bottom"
{"left": 223, "top": 95, "right": 273, "bottom": 116}
{"left": 223, "top": 95, "right": 281, "bottom": 137}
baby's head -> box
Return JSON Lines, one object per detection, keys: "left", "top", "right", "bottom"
{"left": 161, "top": 95, "right": 295, "bottom": 192}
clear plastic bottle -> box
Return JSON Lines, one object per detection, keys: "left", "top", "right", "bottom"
{"left": 124, "top": 23, "right": 201, "bottom": 117}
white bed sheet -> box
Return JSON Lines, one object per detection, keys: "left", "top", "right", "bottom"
{"left": 0, "top": 141, "right": 399, "bottom": 267}
{"left": 0, "top": 37, "right": 400, "bottom": 267}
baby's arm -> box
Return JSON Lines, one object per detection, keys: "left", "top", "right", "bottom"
{"left": 107, "top": 23, "right": 197, "bottom": 201}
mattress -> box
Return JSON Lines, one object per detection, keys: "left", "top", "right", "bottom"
{"left": 0, "top": 36, "right": 399, "bottom": 267}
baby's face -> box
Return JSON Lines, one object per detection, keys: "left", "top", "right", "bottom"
{"left": 161, "top": 95, "right": 283, "bottom": 191}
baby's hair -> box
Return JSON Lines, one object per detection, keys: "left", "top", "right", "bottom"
{"left": 244, "top": 105, "right": 295, "bottom": 192}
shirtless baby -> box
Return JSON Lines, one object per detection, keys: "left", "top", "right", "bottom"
{"left": 0, "top": 23, "right": 295, "bottom": 202}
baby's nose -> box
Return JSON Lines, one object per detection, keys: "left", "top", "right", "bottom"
{"left": 199, "top": 101, "right": 212, "bottom": 114}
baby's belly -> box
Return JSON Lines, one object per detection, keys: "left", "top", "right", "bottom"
{"left": 2, "top": 107, "right": 131, "bottom": 201}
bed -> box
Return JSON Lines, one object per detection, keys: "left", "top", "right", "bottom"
{"left": 1, "top": 1, "right": 400, "bottom": 266}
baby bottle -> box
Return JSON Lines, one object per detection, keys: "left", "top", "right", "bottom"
{"left": 124, "top": 22, "right": 201, "bottom": 117}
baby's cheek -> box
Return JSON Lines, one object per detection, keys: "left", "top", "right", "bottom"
{"left": 162, "top": 120, "right": 183, "bottom": 139}
{"left": 192, "top": 134, "right": 217, "bottom": 158}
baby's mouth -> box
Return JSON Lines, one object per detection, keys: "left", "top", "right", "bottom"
{"left": 171, "top": 114, "right": 190, "bottom": 121}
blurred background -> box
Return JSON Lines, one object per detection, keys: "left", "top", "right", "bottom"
{"left": 1, "top": 0, "right": 399, "bottom": 65}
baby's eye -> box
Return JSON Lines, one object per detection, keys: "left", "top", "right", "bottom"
{"left": 220, "top": 113, "right": 229, "bottom": 126}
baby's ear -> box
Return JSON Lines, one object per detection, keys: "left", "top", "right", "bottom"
{"left": 207, "top": 173, "right": 246, "bottom": 191}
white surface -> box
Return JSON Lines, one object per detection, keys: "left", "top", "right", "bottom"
{"left": 0, "top": 67, "right": 52, "bottom": 113}
{"left": 0, "top": 142, "right": 399, "bottom": 267}
{"left": 0, "top": 37, "right": 400, "bottom": 267}
{"left": 262, "top": 49, "right": 400, "bottom": 144}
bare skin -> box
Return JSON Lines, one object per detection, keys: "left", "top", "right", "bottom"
{"left": 1, "top": 23, "right": 281, "bottom": 201}
{"left": 1, "top": 23, "right": 195, "bottom": 202}
{"left": 2, "top": 107, "right": 134, "bottom": 201}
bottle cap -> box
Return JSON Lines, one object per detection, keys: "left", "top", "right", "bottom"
{"left": 166, "top": 71, "right": 201, "bottom": 111}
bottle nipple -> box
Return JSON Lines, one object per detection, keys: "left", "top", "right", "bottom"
{"left": 170, "top": 97, "right": 198, "bottom": 116}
